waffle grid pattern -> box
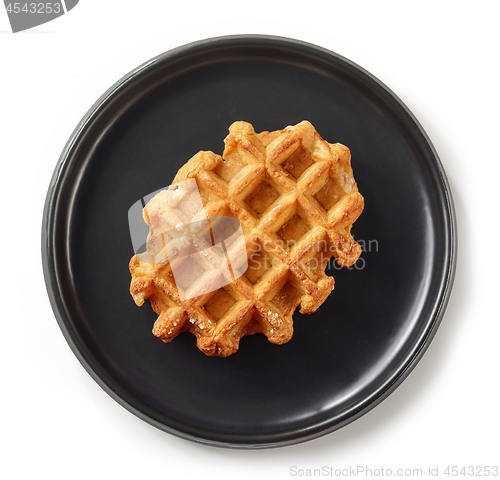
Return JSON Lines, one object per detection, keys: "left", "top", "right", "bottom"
{"left": 130, "top": 121, "right": 364, "bottom": 356}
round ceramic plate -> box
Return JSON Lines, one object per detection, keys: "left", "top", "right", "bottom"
{"left": 42, "top": 35, "right": 456, "bottom": 448}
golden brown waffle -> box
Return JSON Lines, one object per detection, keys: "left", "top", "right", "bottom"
{"left": 129, "top": 121, "right": 364, "bottom": 357}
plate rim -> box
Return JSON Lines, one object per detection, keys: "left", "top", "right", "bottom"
{"left": 41, "top": 34, "right": 457, "bottom": 449}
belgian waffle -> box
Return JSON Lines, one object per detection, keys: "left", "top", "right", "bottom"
{"left": 129, "top": 121, "right": 364, "bottom": 357}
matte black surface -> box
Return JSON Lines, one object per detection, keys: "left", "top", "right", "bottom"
{"left": 42, "top": 35, "right": 456, "bottom": 448}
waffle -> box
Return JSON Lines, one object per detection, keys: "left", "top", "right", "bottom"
{"left": 129, "top": 121, "right": 364, "bottom": 357}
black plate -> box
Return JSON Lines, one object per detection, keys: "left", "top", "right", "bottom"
{"left": 42, "top": 35, "right": 456, "bottom": 448}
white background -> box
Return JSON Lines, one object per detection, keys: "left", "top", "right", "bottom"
{"left": 1, "top": 1, "right": 499, "bottom": 479}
